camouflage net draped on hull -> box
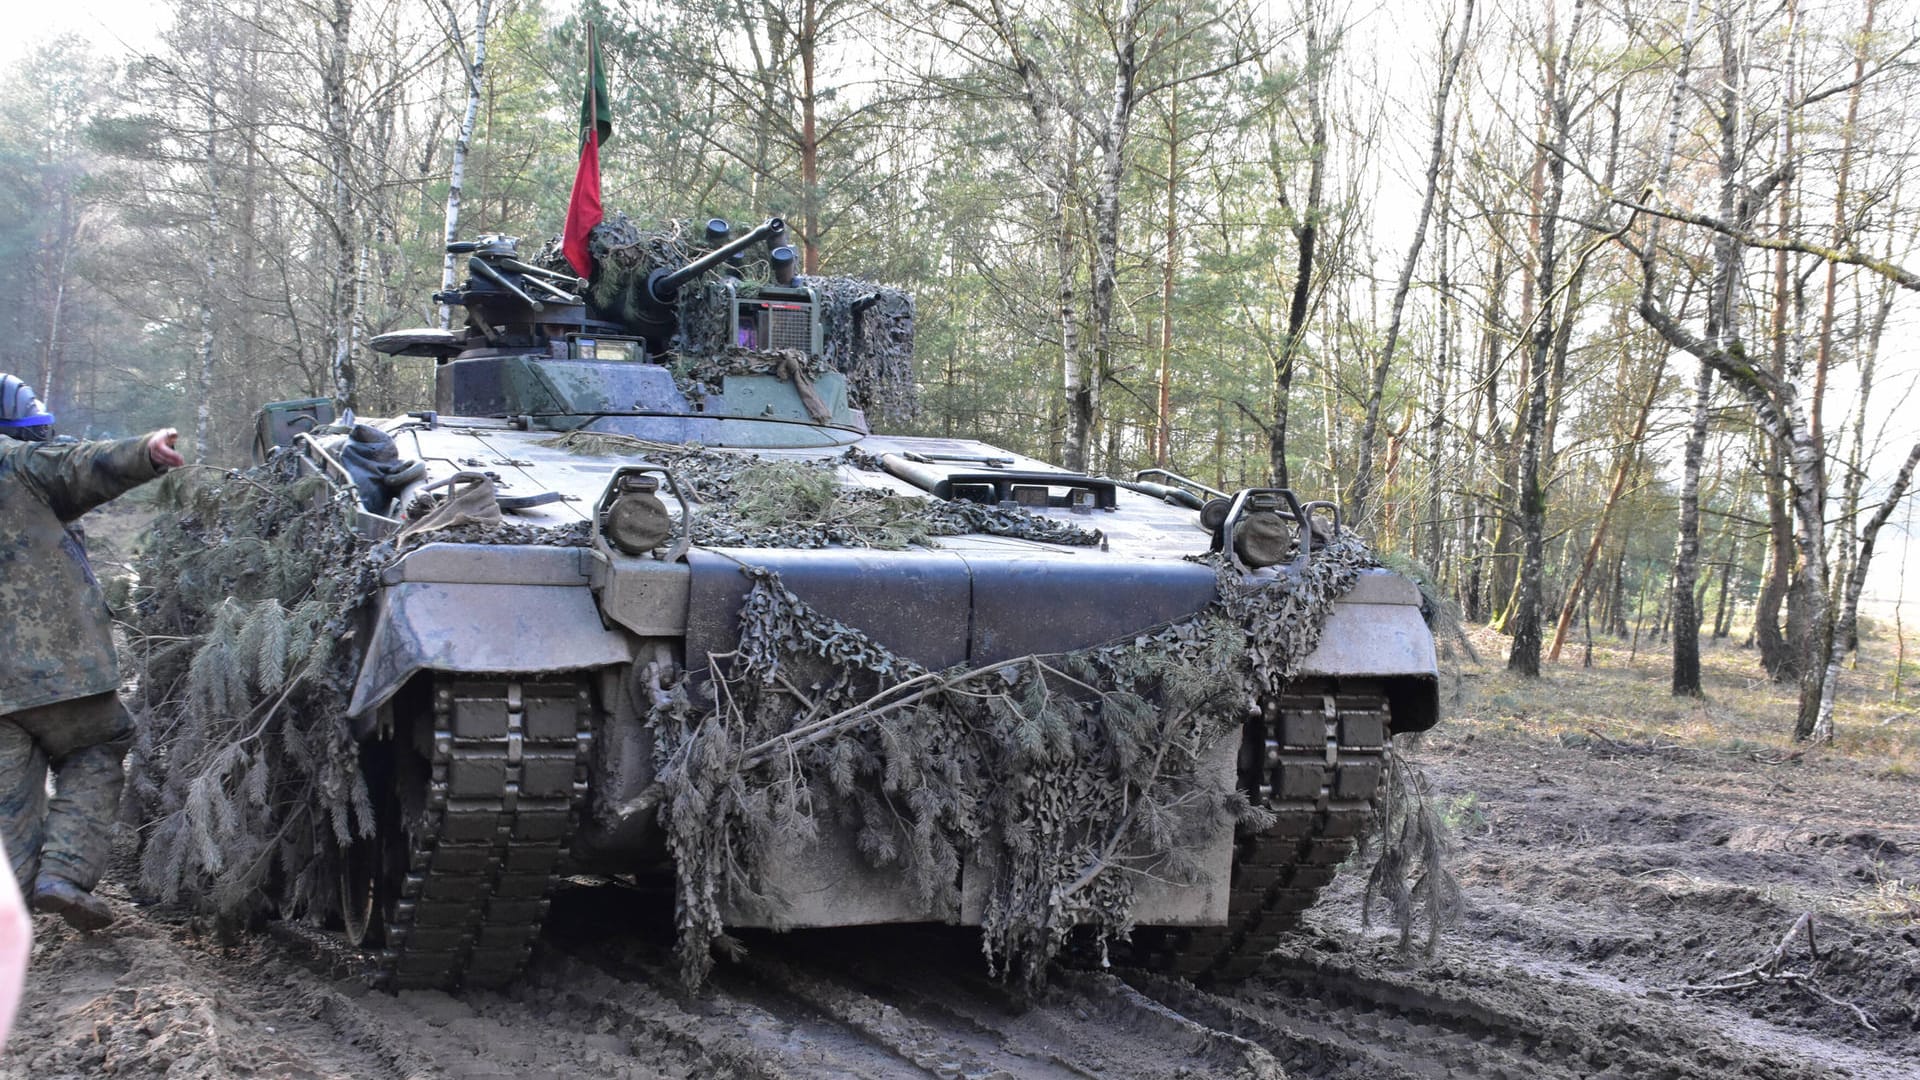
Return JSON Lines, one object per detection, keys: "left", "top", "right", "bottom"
{"left": 540, "top": 433, "right": 1102, "bottom": 549}
{"left": 646, "top": 534, "right": 1381, "bottom": 988}
{"left": 536, "top": 213, "right": 917, "bottom": 428}
{"left": 126, "top": 446, "right": 1097, "bottom": 925}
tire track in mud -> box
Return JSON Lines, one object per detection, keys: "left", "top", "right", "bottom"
{"left": 269, "top": 876, "right": 1903, "bottom": 1080}
{"left": 273, "top": 912, "right": 816, "bottom": 1079}
{"left": 546, "top": 941, "right": 951, "bottom": 1079}
{"left": 1123, "top": 940, "right": 1851, "bottom": 1080}
{"left": 1311, "top": 914, "right": 1913, "bottom": 1080}
{"left": 542, "top": 919, "right": 1285, "bottom": 1079}
{"left": 1415, "top": 744, "right": 1920, "bottom": 1068}
{"left": 731, "top": 925, "right": 1285, "bottom": 1079}
{"left": 279, "top": 943, "right": 846, "bottom": 1079}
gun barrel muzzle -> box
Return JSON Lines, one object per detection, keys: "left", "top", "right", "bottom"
{"left": 769, "top": 246, "right": 798, "bottom": 285}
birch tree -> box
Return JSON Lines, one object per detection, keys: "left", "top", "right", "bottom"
{"left": 436, "top": 0, "right": 491, "bottom": 330}
{"left": 1262, "top": 9, "right": 1332, "bottom": 488}
{"left": 1349, "top": 0, "right": 1475, "bottom": 528}
{"left": 1507, "top": 0, "right": 1587, "bottom": 677}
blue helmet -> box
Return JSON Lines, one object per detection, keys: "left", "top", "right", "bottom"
{"left": 0, "top": 373, "right": 54, "bottom": 439}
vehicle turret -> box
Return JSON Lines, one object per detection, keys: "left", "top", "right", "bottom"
{"left": 369, "top": 214, "right": 911, "bottom": 447}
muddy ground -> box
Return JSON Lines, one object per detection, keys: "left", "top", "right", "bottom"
{"left": 4, "top": 630, "right": 1918, "bottom": 1079}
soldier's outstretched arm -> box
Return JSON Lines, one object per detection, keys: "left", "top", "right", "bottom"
{"left": 15, "top": 428, "right": 181, "bottom": 522}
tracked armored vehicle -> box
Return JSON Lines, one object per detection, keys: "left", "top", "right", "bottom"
{"left": 200, "top": 217, "right": 1438, "bottom": 991}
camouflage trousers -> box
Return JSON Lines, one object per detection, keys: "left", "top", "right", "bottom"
{"left": 0, "top": 692, "right": 133, "bottom": 891}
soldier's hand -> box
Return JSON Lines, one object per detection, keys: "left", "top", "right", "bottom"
{"left": 148, "top": 428, "right": 186, "bottom": 470}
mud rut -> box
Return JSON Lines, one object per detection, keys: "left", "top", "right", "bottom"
{"left": 9, "top": 725, "right": 1917, "bottom": 1080}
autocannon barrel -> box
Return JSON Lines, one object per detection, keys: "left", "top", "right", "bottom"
{"left": 649, "top": 216, "right": 788, "bottom": 302}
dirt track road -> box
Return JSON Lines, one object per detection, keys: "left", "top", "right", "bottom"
{"left": 7, "top": 674, "right": 1917, "bottom": 1079}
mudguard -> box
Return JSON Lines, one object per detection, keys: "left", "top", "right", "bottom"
{"left": 346, "top": 544, "right": 632, "bottom": 727}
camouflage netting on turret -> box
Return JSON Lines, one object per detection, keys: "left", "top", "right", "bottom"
{"left": 645, "top": 532, "right": 1383, "bottom": 989}
{"left": 805, "top": 276, "right": 917, "bottom": 429}
{"left": 536, "top": 213, "right": 918, "bottom": 429}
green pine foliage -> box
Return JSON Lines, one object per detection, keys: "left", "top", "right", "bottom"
{"left": 1362, "top": 743, "right": 1464, "bottom": 957}
{"left": 125, "top": 454, "right": 380, "bottom": 927}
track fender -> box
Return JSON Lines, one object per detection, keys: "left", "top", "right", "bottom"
{"left": 347, "top": 578, "right": 631, "bottom": 727}
{"left": 1297, "top": 570, "right": 1441, "bottom": 732}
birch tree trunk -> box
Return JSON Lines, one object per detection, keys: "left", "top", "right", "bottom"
{"left": 439, "top": 0, "right": 489, "bottom": 331}
{"left": 1350, "top": 0, "right": 1473, "bottom": 527}
{"left": 1268, "top": 15, "right": 1327, "bottom": 489}
{"left": 1834, "top": 280, "right": 1895, "bottom": 653}
{"left": 1814, "top": 441, "right": 1920, "bottom": 741}
{"left": 325, "top": 0, "right": 358, "bottom": 411}
{"left": 1154, "top": 79, "right": 1178, "bottom": 469}
{"left": 1673, "top": 18, "right": 1755, "bottom": 694}
{"left": 1079, "top": 0, "right": 1142, "bottom": 474}
{"left": 1756, "top": 69, "right": 1796, "bottom": 676}
{"left": 1671, "top": 361, "right": 1713, "bottom": 694}
{"left": 1423, "top": 160, "right": 1455, "bottom": 573}
{"left": 40, "top": 188, "right": 76, "bottom": 404}
{"left": 1054, "top": 148, "right": 1082, "bottom": 468}
{"left": 1508, "top": 0, "right": 1585, "bottom": 677}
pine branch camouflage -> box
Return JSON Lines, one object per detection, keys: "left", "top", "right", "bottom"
{"left": 127, "top": 455, "right": 376, "bottom": 928}
{"left": 649, "top": 535, "right": 1382, "bottom": 989}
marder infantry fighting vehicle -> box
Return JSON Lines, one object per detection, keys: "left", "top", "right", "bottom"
{"left": 153, "top": 215, "right": 1439, "bottom": 992}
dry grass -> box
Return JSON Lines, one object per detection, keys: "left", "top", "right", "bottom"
{"left": 1831, "top": 866, "right": 1920, "bottom": 923}
{"left": 1445, "top": 622, "right": 1920, "bottom": 778}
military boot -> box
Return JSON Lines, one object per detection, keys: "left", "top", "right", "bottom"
{"left": 30, "top": 875, "right": 114, "bottom": 932}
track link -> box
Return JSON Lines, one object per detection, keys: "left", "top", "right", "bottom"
{"left": 378, "top": 676, "right": 593, "bottom": 990}
{"left": 1136, "top": 681, "right": 1388, "bottom": 982}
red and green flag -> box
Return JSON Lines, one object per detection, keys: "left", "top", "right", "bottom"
{"left": 562, "top": 26, "right": 612, "bottom": 277}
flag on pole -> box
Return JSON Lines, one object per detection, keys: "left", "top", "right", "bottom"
{"left": 562, "top": 26, "right": 612, "bottom": 277}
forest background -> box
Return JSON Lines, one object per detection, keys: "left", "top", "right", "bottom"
{"left": 5, "top": 0, "right": 1920, "bottom": 743}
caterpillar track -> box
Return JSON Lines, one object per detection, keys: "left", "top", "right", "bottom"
{"left": 1135, "top": 680, "right": 1390, "bottom": 982}
{"left": 351, "top": 676, "right": 594, "bottom": 990}
{"left": 342, "top": 677, "right": 1385, "bottom": 991}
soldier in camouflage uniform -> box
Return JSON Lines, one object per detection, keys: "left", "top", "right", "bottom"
{"left": 0, "top": 374, "right": 185, "bottom": 931}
